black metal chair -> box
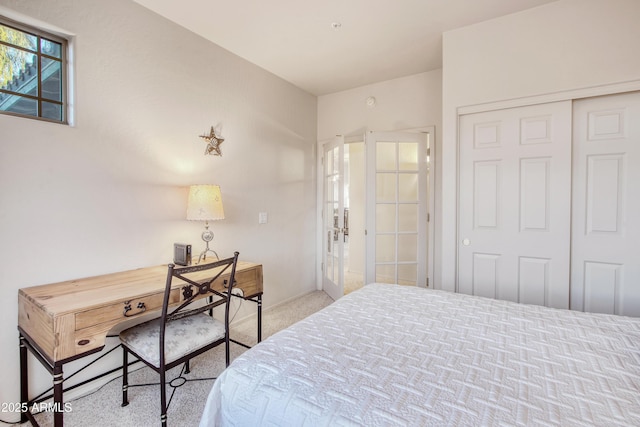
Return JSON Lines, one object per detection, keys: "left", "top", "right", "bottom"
{"left": 119, "top": 251, "right": 239, "bottom": 426}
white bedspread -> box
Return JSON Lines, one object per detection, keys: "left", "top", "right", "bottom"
{"left": 200, "top": 284, "right": 640, "bottom": 426}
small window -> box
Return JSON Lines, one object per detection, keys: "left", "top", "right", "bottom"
{"left": 0, "top": 16, "right": 67, "bottom": 123}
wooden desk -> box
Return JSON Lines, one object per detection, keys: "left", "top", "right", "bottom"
{"left": 18, "top": 260, "right": 263, "bottom": 426}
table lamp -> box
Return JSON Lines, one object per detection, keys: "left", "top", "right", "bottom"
{"left": 187, "top": 184, "right": 225, "bottom": 264}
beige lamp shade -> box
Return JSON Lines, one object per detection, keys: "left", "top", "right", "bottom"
{"left": 186, "top": 185, "right": 225, "bottom": 221}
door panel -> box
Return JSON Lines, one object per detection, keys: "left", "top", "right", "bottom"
{"left": 572, "top": 92, "right": 640, "bottom": 316}
{"left": 518, "top": 257, "right": 549, "bottom": 306}
{"left": 322, "top": 136, "right": 344, "bottom": 300}
{"left": 365, "top": 131, "right": 429, "bottom": 287}
{"left": 472, "top": 253, "right": 499, "bottom": 299}
{"left": 458, "top": 101, "right": 572, "bottom": 309}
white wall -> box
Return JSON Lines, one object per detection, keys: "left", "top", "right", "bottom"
{"left": 439, "top": 0, "right": 640, "bottom": 291}
{"left": 0, "top": 0, "right": 316, "bottom": 415}
{"left": 317, "top": 70, "right": 442, "bottom": 286}
{"left": 318, "top": 70, "right": 442, "bottom": 141}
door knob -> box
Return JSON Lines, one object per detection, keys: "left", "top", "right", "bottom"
{"left": 462, "top": 238, "right": 470, "bottom": 246}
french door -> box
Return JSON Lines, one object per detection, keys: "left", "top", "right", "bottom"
{"left": 365, "top": 131, "right": 429, "bottom": 287}
{"left": 321, "top": 136, "right": 345, "bottom": 300}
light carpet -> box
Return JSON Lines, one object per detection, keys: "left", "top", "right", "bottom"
{"left": 22, "top": 290, "right": 333, "bottom": 427}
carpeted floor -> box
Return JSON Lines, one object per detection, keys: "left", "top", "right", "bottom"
{"left": 23, "top": 290, "right": 334, "bottom": 427}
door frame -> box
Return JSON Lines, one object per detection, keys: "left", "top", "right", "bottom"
{"left": 316, "top": 126, "right": 436, "bottom": 293}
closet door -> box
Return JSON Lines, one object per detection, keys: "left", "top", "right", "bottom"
{"left": 458, "top": 101, "right": 572, "bottom": 308}
{"left": 571, "top": 92, "right": 640, "bottom": 316}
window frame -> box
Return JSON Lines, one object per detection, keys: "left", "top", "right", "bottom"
{"left": 0, "top": 15, "right": 68, "bottom": 124}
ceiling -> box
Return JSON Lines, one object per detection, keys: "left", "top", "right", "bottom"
{"left": 133, "top": 0, "right": 557, "bottom": 96}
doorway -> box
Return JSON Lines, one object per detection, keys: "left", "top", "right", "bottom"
{"left": 320, "top": 128, "right": 434, "bottom": 300}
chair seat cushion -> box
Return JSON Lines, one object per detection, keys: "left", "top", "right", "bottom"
{"left": 120, "top": 313, "right": 226, "bottom": 368}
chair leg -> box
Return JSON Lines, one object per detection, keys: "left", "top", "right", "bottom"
{"left": 160, "top": 370, "right": 167, "bottom": 427}
{"left": 225, "top": 336, "right": 230, "bottom": 367}
{"left": 121, "top": 348, "right": 129, "bottom": 407}
{"left": 185, "top": 360, "right": 190, "bottom": 374}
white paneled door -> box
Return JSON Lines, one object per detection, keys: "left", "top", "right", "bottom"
{"left": 571, "top": 92, "right": 640, "bottom": 316}
{"left": 458, "top": 101, "right": 572, "bottom": 309}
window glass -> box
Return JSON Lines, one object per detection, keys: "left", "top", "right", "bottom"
{"left": 41, "top": 56, "right": 62, "bottom": 102}
{"left": 399, "top": 142, "right": 418, "bottom": 171}
{"left": 376, "top": 173, "right": 396, "bottom": 202}
{"left": 0, "top": 18, "right": 67, "bottom": 123}
{"left": 376, "top": 234, "right": 396, "bottom": 263}
{"left": 0, "top": 45, "right": 37, "bottom": 95}
{"left": 1, "top": 23, "right": 36, "bottom": 51}
{"left": 399, "top": 173, "right": 419, "bottom": 202}
{"left": 376, "top": 204, "right": 396, "bottom": 233}
{"left": 375, "top": 264, "right": 396, "bottom": 284}
{"left": 40, "top": 38, "right": 61, "bottom": 58}
{"left": 376, "top": 142, "right": 396, "bottom": 170}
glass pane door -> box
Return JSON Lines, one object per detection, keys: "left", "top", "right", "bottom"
{"left": 322, "top": 136, "right": 344, "bottom": 300}
{"left": 366, "top": 131, "right": 428, "bottom": 286}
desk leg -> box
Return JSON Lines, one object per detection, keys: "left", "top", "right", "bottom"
{"left": 257, "top": 295, "right": 262, "bottom": 343}
{"left": 19, "top": 335, "right": 29, "bottom": 424}
{"left": 52, "top": 364, "right": 64, "bottom": 426}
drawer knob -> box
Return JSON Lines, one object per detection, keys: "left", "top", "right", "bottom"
{"left": 123, "top": 301, "right": 147, "bottom": 317}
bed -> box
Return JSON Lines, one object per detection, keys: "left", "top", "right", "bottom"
{"left": 200, "top": 283, "right": 640, "bottom": 426}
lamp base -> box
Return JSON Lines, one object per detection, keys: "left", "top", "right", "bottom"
{"left": 196, "top": 248, "right": 219, "bottom": 264}
{"left": 195, "top": 222, "right": 220, "bottom": 264}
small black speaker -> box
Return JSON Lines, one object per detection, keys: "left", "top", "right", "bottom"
{"left": 173, "top": 243, "right": 192, "bottom": 266}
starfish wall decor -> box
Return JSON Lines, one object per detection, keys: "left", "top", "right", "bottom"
{"left": 199, "top": 126, "right": 224, "bottom": 156}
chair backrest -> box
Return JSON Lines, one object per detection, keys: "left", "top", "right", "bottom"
{"left": 159, "top": 251, "right": 240, "bottom": 356}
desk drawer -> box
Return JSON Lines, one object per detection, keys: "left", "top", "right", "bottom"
{"left": 211, "top": 268, "right": 254, "bottom": 290}
{"left": 229, "top": 267, "right": 261, "bottom": 297}
{"left": 75, "top": 290, "right": 180, "bottom": 331}
{"left": 74, "top": 266, "right": 259, "bottom": 331}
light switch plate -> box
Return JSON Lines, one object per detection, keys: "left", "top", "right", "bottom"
{"left": 259, "top": 212, "right": 268, "bottom": 224}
